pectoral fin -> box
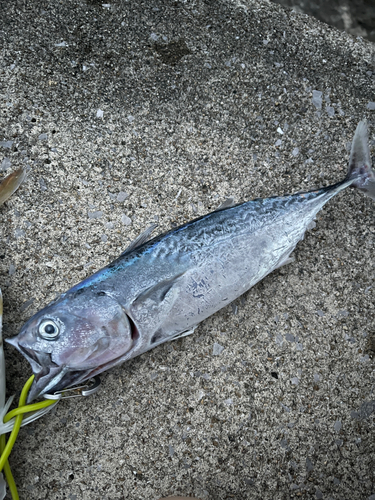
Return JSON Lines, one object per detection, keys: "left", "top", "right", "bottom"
{"left": 135, "top": 273, "right": 185, "bottom": 305}
{"left": 130, "top": 273, "right": 186, "bottom": 331}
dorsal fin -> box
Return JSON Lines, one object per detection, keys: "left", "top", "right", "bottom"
{"left": 215, "top": 196, "right": 236, "bottom": 211}
{"left": 121, "top": 224, "right": 158, "bottom": 255}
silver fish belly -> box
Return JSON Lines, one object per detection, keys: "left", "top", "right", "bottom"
{"left": 7, "top": 121, "right": 375, "bottom": 401}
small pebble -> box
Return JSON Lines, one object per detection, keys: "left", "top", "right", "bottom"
{"left": 117, "top": 191, "right": 128, "bottom": 202}
{"left": 1, "top": 158, "right": 11, "bottom": 171}
{"left": 88, "top": 211, "right": 103, "bottom": 219}
{"left": 39, "top": 178, "right": 47, "bottom": 191}
{"left": 312, "top": 90, "right": 322, "bottom": 109}
{"left": 212, "top": 343, "right": 224, "bottom": 355}
{"left": 275, "top": 333, "right": 284, "bottom": 346}
{"left": 19, "top": 298, "right": 35, "bottom": 313}
{"left": 121, "top": 214, "right": 132, "bottom": 226}
{"left": 14, "top": 228, "right": 25, "bottom": 238}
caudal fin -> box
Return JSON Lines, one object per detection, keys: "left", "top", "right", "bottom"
{"left": 347, "top": 120, "right": 375, "bottom": 200}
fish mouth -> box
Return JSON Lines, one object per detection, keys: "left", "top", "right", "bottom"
{"left": 15, "top": 344, "right": 67, "bottom": 403}
{"left": 18, "top": 344, "right": 51, "bottom": 375}
{"left": 5, "top": 337, "right": 50, "bottom": 375}
{"left": 5, "top": 337, "right": 84, "bottom": 403}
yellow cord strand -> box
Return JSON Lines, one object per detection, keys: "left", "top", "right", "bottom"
{"left": 4, "top": 399, "right": 57, "bottom": 423}
{"left": 0, "top": 375, "right": 57, "bottom": 500}
{"left": 0, "top": 375, "right": 34, "bottom": 472}
{"left": 0, "top": 434, "right": 18, "bottom": 500}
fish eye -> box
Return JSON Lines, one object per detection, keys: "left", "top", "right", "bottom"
{"left": 39, "top": 319, "right": 60, "bottom": 340}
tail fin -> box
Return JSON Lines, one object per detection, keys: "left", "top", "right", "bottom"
{"left": 347, "top": 120, "right": 375, "bottom": 200}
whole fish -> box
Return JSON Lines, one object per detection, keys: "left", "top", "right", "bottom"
{"left": 7, "top": 122, "right": 375, "bottom": 402}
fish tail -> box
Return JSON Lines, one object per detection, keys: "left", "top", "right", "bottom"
{"left": 346, "top": 120, "right": 375, "bottom": 200}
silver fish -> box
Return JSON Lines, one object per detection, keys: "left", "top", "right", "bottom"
{"left": 7, "top": 121, "right": 375, "bottom": 402}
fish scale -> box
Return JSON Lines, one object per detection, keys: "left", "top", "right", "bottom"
{"left": 6, "top": 121, "right": 375, "bottom": 402}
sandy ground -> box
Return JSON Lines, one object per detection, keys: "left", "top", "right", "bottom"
{"left": 0, "top": 0, "right": 374, "bottom": 498}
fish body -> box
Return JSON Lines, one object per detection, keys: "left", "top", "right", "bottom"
{"left": 7, "top": 122, "right": 375, "bottom": 402}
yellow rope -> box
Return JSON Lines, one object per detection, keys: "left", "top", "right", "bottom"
{"left": 0, "top": 434, "right": 18, "bottom": 500}
{"left": 0, "top": 375, "right": 57, "bottom": 499}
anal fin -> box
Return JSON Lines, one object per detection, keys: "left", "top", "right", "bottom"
{"left": 170, "top": 326, "right": 197, "bottom": 341}
{"left": 274, "top": 254, "right": 295, "bottom": 271}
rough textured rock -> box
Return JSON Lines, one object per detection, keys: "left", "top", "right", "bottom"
{"left": 0, "top": 0, "right": 374, "bottom": 499}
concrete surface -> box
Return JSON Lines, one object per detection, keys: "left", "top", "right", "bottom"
{"left": 0, "top": 0, "right": 374, "bottom": 499}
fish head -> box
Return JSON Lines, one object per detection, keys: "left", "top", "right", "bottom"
{"left": 6, "top": 288, "right": 136, "bottom": 402}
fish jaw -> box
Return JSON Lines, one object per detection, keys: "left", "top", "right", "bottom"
{"left": 26, "top": 365, "right": 68, "bottom": 403}
{"left": 6, "top": 336, "right": 95, "bottom": 402}
{"left": 26, "top": 367, "right": 93, "bottom": 403}
{"left": 6, "top": 335, "right": 68, "bottom": 401}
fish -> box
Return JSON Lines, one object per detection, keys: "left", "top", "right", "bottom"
{"left": 6, "top": 121, "right": 375, "bottom": 403}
